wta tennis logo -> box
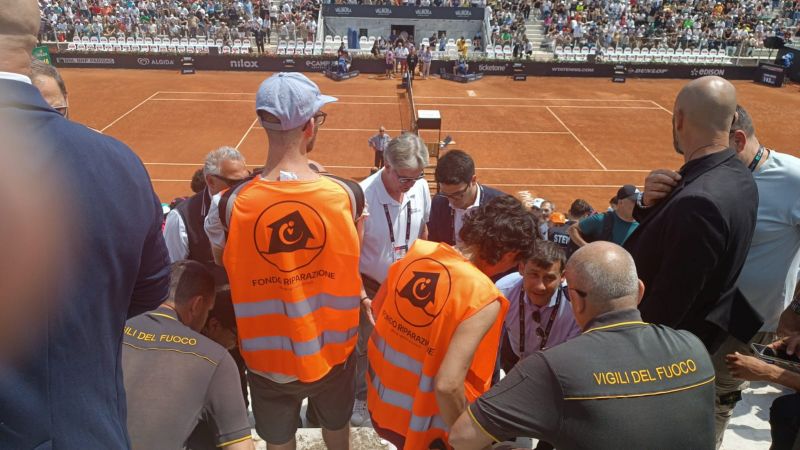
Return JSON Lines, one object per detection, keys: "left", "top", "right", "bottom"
{"left": 395, "top": 258, "right": 451, "bottom": 327}
{"left": 254, "top": 201, "right": 326, "bottom": 272}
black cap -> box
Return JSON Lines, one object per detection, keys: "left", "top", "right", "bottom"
{"left": 616, "top": 184, "right": 639, "bottom": 200}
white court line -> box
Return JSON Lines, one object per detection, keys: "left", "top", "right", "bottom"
{"left": 545, "top": 106, "right": 608, "bottom": 171}
{"left": 235, "top": 117, "right": 259, "bottom": 149}
{"left": 150, "top": 98, "right": 399, "bottom": 105}
{"left": 150, "top": 178, "right": 640, "bottom": 188}
{"left": 143, "top": 162, "right": 649, "bottom": 172}
{"left": 248, "top": 127, "right": 570, "bottom": 134}
{"left": 101, "top": 91, "right": 159, "bottom": 132}
{"left": 151, "top": 98, "right": 663, "bottom": 110}
{"left": 156, "top": 91, "right": 655, "bottom": 102}
{"left": 650, "top": 100, "right": 674, "bottom": 115}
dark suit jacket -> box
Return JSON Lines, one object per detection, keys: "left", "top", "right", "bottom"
{"left": 427, "top": 183, "right": 506, "bottom": 246}
{"left": 0, "top": 79, "right": 171, "bottom": 449}
{"left": 624, "top": 149, "right": 761, "bottom": 349}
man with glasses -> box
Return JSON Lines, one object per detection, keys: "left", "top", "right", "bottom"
{"left": 450, "top": 242, "right": 716, "bottom": 450}
{"left": 353, "top": 132, "right": 431, "bottom": 427}
{"left": 428, "top": 149, "right": 504, "bottom": 251}
{"left": 205, "top": 73, "right": 364, "bottom": 450}
{"left": 30, "top": 59, "right": 69, "bottom": 117}
{"left": 164, "top": 146, "right": 249, "bottom": 266}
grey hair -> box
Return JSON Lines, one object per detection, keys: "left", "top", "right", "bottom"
{"left": 384, "top": 132, "right": 429, "bottom": 171}
{"left": 30, "top": 59, "right": 67, "bottom": 98}
{"left": 570, "top": 249, "right": 639, "bottom": 303}
{"left": 203, "top": 146, "right": 245, "bottom": 176}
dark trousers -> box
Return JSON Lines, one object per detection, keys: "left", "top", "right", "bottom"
{"left": 256, "top": 41, "right": 265, "bottom": 53}
{"left": 770, "top": 393, "right": 800, "bottom": 450}
{"left": 373, "top": 150, "right": 384, "bottom": 169}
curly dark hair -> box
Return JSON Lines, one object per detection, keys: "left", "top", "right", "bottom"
{"left": 459, "top": 195, "right": 540, "bottom": 265}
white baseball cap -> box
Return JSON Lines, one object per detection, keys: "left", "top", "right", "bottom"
{"left": 255, "top": 73, "right": 337, "bottom": 131}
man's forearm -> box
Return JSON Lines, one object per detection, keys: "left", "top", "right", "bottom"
{"left": 435, "top": 383, "right": 467, "bottom": 427}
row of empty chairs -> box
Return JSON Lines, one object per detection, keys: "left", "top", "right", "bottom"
{"left": 69, "top": 35, "right": 251, "bottom": 53}
{"left": 486, "top": 44, "right": 514, "bottom": 59}
{"left": 555, "top": 46, "right": 731, "bottom": 64}
{"left": 277, "top": 40, "right": 323, "bottom": 55}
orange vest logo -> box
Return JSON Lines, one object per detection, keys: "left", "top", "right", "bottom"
{"left": 394, "top": 258, "right": 452, "bottom": 327}
{"left": 254, "top": 201, "right": 327, "bottom": 272}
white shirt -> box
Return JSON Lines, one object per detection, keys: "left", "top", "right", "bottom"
{"left": 163, "top": 209, "right": 189, "bottom": 262}
{"left": 359, "top": 169, "right": 430, "bottom": 283}
{"left": 453, "top": 186, "right": 482, "bottom": 245}
{"left": 0, "top": 71, "right": 32, "bottom": 84}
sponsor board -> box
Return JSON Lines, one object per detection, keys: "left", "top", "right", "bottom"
{"left": 477, "top": 63, "right": 508, "bottom": 72}
{"left": 334, "top": 6, "right": 352, "bottom": 15}
{"left": 322, "top": 4, "right": 483, "bottom": 20}
{"left": 550, "top": 66, "right": 596, "bottom": 73}
{"left": 137, "top": 57, "right": 175, "bottom": 66}
{"left": 689, "top": 67, "right": 726, "bottom": 77}
{"left": 629, "top": 67, "right": 669, "bottom": 75}
{"left": 56, "top": 56, "right": 115, "bottom": 64}
{"left": 454, "top": 9, "right": 472, "bottom": 17}
{"left": 414, "top": 8, "right": 432, "bottom": 16}
{"left": 305, "top": 59, "right": 334, "bottom": 71}
{"left": 230, "top": 59, "right": 260, "bottom": 69}
{"left": 374, "top": 7, "right": 392, "bottom": 15}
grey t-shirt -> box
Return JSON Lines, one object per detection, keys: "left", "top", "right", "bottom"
{"left": 122, "top": 306, "right": 251, "bottom": 449}
{"left": 736, "top": 151, "right": 800, "bottom": 331}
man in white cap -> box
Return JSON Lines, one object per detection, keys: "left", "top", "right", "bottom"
{"left": 205, "top": 73, "right": 366, "bottom": 450}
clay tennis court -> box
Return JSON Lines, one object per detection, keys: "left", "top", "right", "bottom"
{"left": 61, "top": 69, "right": 800, "bottom": 209}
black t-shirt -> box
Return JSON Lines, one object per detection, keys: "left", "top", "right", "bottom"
{"left": 407, "top": 54, "right": 419, "bottom": 67}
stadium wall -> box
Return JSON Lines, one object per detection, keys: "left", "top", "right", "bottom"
{"left": 52, "top": 52, "right": 758, "bottom": 79}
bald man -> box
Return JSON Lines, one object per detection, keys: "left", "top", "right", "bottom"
{"left": 0, "top": 0, "right": 171, "bottom": 448}
{"left": 624, "top": 76, "right": 760, "bottom": 352}
{"left": 449, "top": 242, "right": 715, "bottom": 450}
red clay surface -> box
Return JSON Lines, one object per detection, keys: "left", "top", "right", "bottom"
{"left": 62, "top": 68, "right": 800, "bottom": 210}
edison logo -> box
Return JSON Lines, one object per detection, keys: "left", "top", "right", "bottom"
{"left": 395, "top": 258, "right": 451, "bottom": 327}
{"left": 254, "top": 201, "right": 326, "bottom": 272}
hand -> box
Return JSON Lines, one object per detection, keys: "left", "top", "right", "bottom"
{"left": 361, "top": 297, "right": 376, "bottom": 327}
{"left": 777, "top": 306, "right": 800, "bottom": 338}
{"left": 725, "top": 352, "right": 779, "bottom": 382}
{"left": 642, "top": 169, "right": 682, "bottom": 207}
{"left": 769, "top": 335, "right": 800, "bottom": 356}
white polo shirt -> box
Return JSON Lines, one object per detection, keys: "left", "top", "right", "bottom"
{"left": 359, "top": 169, "right": 431, "bottom": 284}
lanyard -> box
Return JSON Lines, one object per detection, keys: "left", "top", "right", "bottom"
{"left": 448, "top": 185, "right": 483, "bottom": 243}
{"left": 384, "top": 202, "right": 412, "bottom": 247}
{"left": 748, "top": 145, "right": 765, "bottom": 172}
{"left": 518, "top": 287, "right": 563, "bottom": 354}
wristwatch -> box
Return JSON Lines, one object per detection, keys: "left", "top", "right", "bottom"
{"left": 636, "top": 191, "right": 650, "bottom": 209}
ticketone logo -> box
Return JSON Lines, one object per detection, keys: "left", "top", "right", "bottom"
{"left": 230, "top": 59, "right": 259, "bottom": 68}
{"left": 478, "top": 64, "right": 507, "bottom": 72}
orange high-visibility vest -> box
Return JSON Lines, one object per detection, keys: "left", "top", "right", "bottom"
{"left": 223, "top": 177, "right": 361, "bottom": 383}
{"left": 367, "top": 239, "right": 509, "bottom": 450}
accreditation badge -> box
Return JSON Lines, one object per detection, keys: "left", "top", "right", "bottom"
{"left": 392, "top": 244, "right": 409, "bottom": 262}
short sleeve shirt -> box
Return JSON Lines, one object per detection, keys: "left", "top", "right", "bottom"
{"left": 578, "top": 211, "right": 638, "bottom": 245}
{"left": 368, "top": 133, "right": 391, "bottom": 153}
{"left": 122, "top": 306, "right": 251, "bottom": 449}
{"left": 359, "top": 170, "right": 431, "bottom": 283}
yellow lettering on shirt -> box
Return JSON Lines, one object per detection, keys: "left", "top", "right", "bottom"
{"left": 593, "top": 359, "right": 697, "bottom": 385}
{"left": 158, "top": 334, "right": 198, "bottom": 346}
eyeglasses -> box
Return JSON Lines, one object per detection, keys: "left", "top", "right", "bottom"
{"left": 53, "top": 105, "right": 68, "bottom": 116}
{"left": 211, "top": 173, "right": 248, "bottom": 187}
{"left": 313, "top": 111, "right": 327, "bottom": 127}
{"left": 393, "top": 169, "right": 425, "bottom": 184}
{"left": 439, "top": 184, "right": 470, "bottom": 200}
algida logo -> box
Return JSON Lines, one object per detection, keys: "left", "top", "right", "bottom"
{"left": 394, "top": 258, "right": 451, "bottom": 327}
{"left": 254, "top": 201, "right": 326, "bottom": 272}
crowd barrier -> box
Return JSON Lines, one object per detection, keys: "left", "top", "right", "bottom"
{"left": 52, "top": 52, "right": 760, "bottom": 79}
